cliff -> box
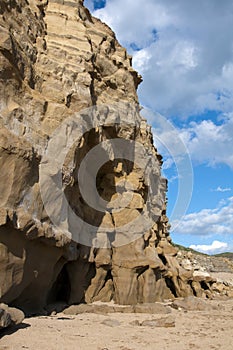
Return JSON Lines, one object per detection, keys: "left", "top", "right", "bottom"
{"left": 0, "top": 0, "right": 222, "bottom": 315}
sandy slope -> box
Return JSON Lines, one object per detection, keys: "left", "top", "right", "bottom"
{"left": 1, "top": 299, "right": 233, "bottom": 350}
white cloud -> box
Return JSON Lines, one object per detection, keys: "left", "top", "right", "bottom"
{"left": 133, "top": 49, "right": 152, "bottom": 73}
{"left": 152, "top": 114, "right": 233, "bottom": 169}
{"left": 92, "top": 0, "right": 173, "bottom": 48}
{"left": 187, "top": 118, "right": 233, "bottom": 168}
{"left": 172, "top": 197, "right": 233, "bottom": 236}
{"left": 213, "top": 186, "right": 232, "bottom": 193}
{"left": 189, "top": 240, "right": 229, "bottom": 255}
{"left": 85, "top": 0, "right": 94, "bottom": 11}
{"left": 87, "top": 0, "right": 233, "bottom": 117}
{"left": 162, "top": 157, "right": 175, "bottom": 170}
{"left": 181, "top": 117, "right": 233, "bottom": 168}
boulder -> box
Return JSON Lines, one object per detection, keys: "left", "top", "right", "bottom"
{"left": 171, "top": 296, "right": 215, "bottom": 311}
{"left": 0, "top": 303, "right": 24, "bottom": 329}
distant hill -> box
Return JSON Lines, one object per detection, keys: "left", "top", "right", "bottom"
{"left": 173, "top": 242, "right": 233, "bottom": 258}
{"left": 214, "top": 252, "right": 233, "bottom": 260}
{"left": 172, "top": 243, "right": 207, "bottom": 255}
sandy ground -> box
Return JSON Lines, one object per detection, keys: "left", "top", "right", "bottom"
{"left": 1, "top": 299, "right": 233, "bottom": 350}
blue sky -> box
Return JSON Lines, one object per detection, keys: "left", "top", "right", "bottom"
{"left": 85, "top": 0, "right": 233, "bottom": 254}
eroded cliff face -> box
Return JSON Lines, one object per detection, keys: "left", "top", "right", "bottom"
{"left": 0, "top": 0, "right": 216, "bottom": 314}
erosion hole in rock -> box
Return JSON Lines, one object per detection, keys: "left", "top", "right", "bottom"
{"left": 105, "top": 269, "right": 113, "bottom": 282}
{"left": 158, "top": 254, "right": 167, "bottom": 266}
{"left": 48, "top": 265, "right": 71, "bottom": 303}
{"left": 165, "top": 277, "right": 177, "bottom": 298}
{"left": 136, "top": 266, "right": 149, "bottom": 279}
{"left": 200, "top": 280, "right": 209, "bottom": 291}
{"left": 189, "top": 281, "right": 197, "bottom": 296}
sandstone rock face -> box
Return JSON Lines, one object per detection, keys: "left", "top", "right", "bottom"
{"left": 0, "top": 0, "right": 218, "bottom": 314}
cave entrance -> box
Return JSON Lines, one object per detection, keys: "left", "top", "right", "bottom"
{"left": 48, "top": 264, "right": 71, "bottom": 303}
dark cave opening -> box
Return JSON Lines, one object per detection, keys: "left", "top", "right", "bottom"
{"left": 200, "top": 280, "right": 209, "bottom": 291}
{"left": 165, "top": 277, "right": 177, "bottom": 297}
{"left": 136, "top": 266, "right": 149, "bottom": 279}
{"left": 48, "top": 265, "right": 71, "bottom": 304}
{"left": 158, "top": 254, "right": 167, "bottom": 266}
{"left": 189, "top": 280, "right": 197, "bottom": 296}
{"left": 105, "top": 268, "right": 113, "bottom": 282}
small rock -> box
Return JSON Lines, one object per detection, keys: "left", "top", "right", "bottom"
{"left": 133, "top": 303, "right": 171, "bottom": 314}
{"left": 0, "top": 308, "right": 11, "bottom": 329}
{"left": 171, "top": 296, "right": 213, "bottom": 311}
{"left": 6, "top": 307, "right": 25, "bottom": 325}
{"left": 0, "top": 303, "right": 24, "bottom": 327}
{"left": 101, "top": 318, "right": 121, "bottom": 327}
{"left": 193, "top": 270, "right": 211, "bottom": 279}
{"left": 227, "top": 290, "right": 233, "bottom": 298}
{"left": 63, "top": 304, "right": 93, "bottom": 315}
{"left": 141, "top": 315, "right": 175, "bottom": 328}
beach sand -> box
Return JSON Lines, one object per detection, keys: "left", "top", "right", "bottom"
{"left": 1, "top": 298, "right": 233, "bottom": 350}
